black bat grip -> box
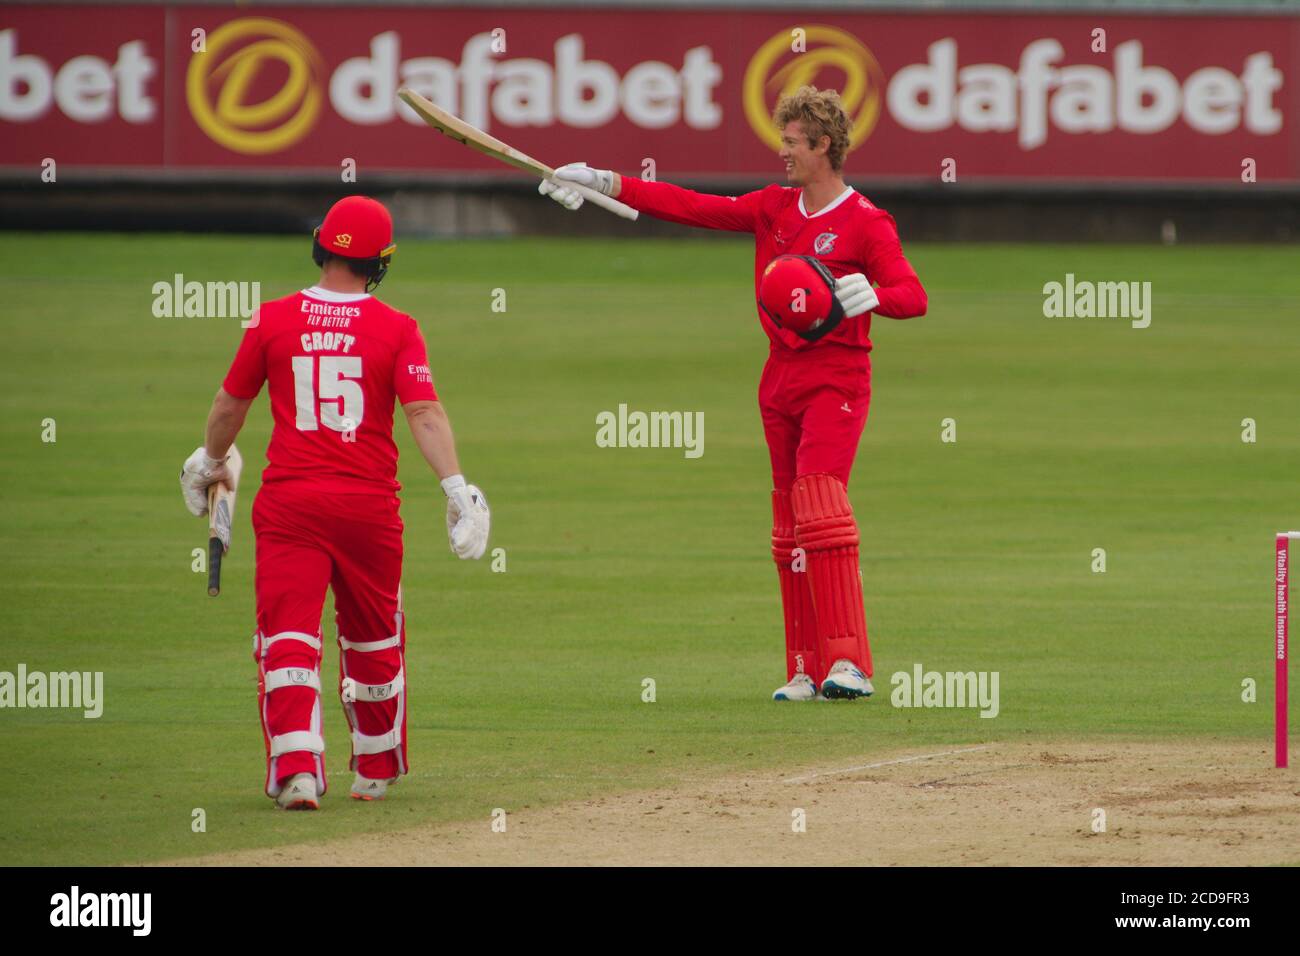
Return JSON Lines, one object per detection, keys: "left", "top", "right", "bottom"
{"left": 207, "top": 536, "right": 223, "bottom": 596}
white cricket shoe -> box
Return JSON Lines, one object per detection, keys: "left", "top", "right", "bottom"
{"left": 820, "top": 659, "right": 874, "bottom": 700}
{"left": 275, "top": 772, "right": 320, "bottom": 811}
{"left": 773, "top": 673, "right": 819, "bottom": 701}
{"left": 350, "top": 773, "right": 397, "bottom": 802}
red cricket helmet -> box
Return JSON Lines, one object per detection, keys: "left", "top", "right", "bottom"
{"left": 758, "top": 254, "right": 845, "bottom": 342}
{"left": 316, "top": 196, "right": 396, "bottom": 259}
{"left": 312, "top": 196, "right": 397, "bottom": 291}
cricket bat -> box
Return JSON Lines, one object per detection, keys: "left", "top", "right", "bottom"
{"left": 397, "top": 88, "right": 639, "bottom": 221}
{"left": 206, "top": 444, "right": 243, "bottom": 597}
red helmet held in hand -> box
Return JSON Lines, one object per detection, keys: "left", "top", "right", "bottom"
{"left": 757, "top": 254, "right": 846, "bottom": 342}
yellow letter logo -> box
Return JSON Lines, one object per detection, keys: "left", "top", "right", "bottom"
{"left": 743, "top": 25, "right": 885, "bottom": 155}
{"left": 187, "top": 18, "right": 325, "bottom": 155}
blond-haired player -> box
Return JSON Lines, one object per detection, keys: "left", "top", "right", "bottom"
{"left": 542, "top": 87, "right": 927, "bottom": 700}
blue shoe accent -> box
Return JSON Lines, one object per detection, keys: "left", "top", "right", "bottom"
{"left": 821, "top": 665, "right": 873, "bottom": 700}
{"left": 773, "top": 674, "right": 818, "bottom": 701}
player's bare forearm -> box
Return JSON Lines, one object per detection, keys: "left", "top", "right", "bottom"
{"left": 204, "top": 388, "right": 253, "bottom": 459}
{"left": 403, "top": 400, "right": 462, "bottom": 480}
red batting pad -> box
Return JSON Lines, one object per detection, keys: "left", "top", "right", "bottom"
{"left": 792, "top": 474, "right": 872, "bottom": 679}
{"left": 337, "top": 634, "right": 406, "bottom": 781}
{"left": 255, "top": 632, "right": 326, "bottom": 789}
{"left": 773, "top": 490, "right": 821, "bottom": 683}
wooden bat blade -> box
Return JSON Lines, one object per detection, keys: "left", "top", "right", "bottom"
{"left": 207, "top": 482, "right": 234, "bottom": 551}
{"left": 204, "top": 445, "right": 243, "bottom": 597}
{"left": 398, "top": 88, "right": 551, "bottom": 177}
{"left": 397, "top": 87, "right": 639, "bottom": 221}
{"left": 207, "top": 483, "right": 227, "bottom": 597}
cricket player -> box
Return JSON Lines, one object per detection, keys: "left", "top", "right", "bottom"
{"left": 541, "top": 86, "right": 927, "bottom": 701}
{"left": 179, "top": 196, "right": 489, "bottom": 808}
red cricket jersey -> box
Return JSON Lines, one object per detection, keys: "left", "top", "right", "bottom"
{"left": 223, "top": 286, "right": 438, "bottom": 494}
{"left": 617, "top": 179, "right": 927, "bottom": 352}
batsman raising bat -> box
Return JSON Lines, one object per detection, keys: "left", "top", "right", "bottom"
{"left": 179, "top": 196, "right": 489, "bottom": 808}
{"left": 542, "top": 86, "right": 927, "bottom": 701}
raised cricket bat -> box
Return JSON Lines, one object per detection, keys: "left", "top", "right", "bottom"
{"left": 206, "top": 444, "right": 243, "bottom": 597}
{"left": 397, "top": 87, "right": 639, "bottom": 221}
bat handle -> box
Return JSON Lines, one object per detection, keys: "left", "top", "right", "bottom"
{"left": 566, "top": 182, "right": 640, "bottom": 221}
{"left": 207, "top": 536, "right": 223, "bottom": 597}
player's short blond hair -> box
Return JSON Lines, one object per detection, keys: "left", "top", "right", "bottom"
{"left": 773, "top": 86, "right": 852, "bottom": 171}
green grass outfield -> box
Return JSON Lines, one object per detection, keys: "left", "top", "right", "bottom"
{"left": 0, "top": 234, "right": 1296, "bottom": 865}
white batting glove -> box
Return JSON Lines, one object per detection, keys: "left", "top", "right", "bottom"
{"left": 442, "top": 475, "right": 490, "bottom": 560}
{"left": 538, "top": 178, "right": 583, "bottom": 211}
{"left": 538, "top": 162, "right": 616, "bottom": 210}
{"left": 834, "top": 272, "right": 880, "bottom": 319}
{"left": 179, "top": 446, "right": 232, "bottom": 516}
{"left": 554, "top": 162, "right": 616, "bottom": 195}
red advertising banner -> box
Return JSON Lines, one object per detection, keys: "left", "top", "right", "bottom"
{"left": 1, "top": 4, "right": 1295, "bottom": 183}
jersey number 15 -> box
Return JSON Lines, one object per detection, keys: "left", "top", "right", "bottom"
{"left": 292, "top": 356, "right": 364, "bottom": 433}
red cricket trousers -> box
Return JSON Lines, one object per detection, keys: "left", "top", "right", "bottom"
{"left": 760, "top": 344, "right": 874, "bottom": 684}
{"left": 759, "top": 343, "right": 872, "bottom": 491}
{"left": 250, "top": 480, "right": 408, "bottom": 797}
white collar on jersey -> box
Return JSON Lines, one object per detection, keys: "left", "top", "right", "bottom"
{"left": 302, "top": 285, "right": 371, "bottom": 303}
{"left": 798, "top": 185, "right": 856, "bottom": 219}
